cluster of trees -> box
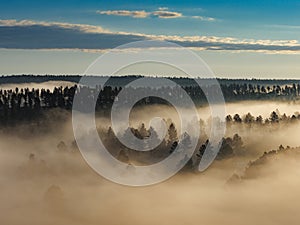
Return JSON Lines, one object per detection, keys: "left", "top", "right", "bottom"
{"left": 1, "top": 81, "right": 300, "bottom": 124}
{"left": 226, "top": 111, "right": 300, "bottom": 125}
{"left": 97, "top": 120, "right": 244, "bottom": 168}
{"left": 228, "top": 144, "right": 298, "bottom": 183}
{"left": 247, "top": 144, "right": 296, "bottom": 169}
{"left": 196, "top": 133, "right": 244, "bottom": 161}
{"left": 0, "top": 86, "right": 76, "bottom": 124}
{"left": 222, "top": 82, "right": 300, "bottom": 101}
{"left": 99, "top": 122, "right": 180, "bottom": 164}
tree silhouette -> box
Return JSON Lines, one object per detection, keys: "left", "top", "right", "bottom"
{"left": 167, "top": 123, "right": 178, "bottom": 151}
{"left": 233, "top": 114, "right": 242, "bottom": 123}
{"left": 244, "top": 112, "right": 255, "bottom": 123}
{"left": 270, "top": 111, "right": 279, "bottom": 123}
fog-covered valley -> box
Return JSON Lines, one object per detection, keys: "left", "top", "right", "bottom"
{"left": 1, "top": 82, "right": 300, "bottom": 225}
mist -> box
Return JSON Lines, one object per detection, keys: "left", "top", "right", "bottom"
{"left": 0, "top": 81, "right": 76, "bottom": 91}
{"left": 1, "top": 97, "right": 300, "bottom": 225}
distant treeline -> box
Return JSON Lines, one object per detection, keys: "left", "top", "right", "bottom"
{"left": 1, "top": 75, "right": 300, "bottom": 86}
{"left": 1, "top": 76, "right": 300, "bottom": 124}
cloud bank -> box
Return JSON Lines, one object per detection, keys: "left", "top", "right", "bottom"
{"left": 0, "top": 19, "right": 300, "bottom": 54}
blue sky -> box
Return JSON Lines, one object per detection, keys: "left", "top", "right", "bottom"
{"left": 1, "top": 0, "right": 300, "bottom": 78}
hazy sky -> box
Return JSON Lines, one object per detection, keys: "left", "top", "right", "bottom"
{"left": 1, "top": 0, "right": 300, "bottom": 78}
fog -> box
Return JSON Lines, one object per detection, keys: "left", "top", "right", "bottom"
{"left": 224, "top": 100, "right": 300, "bottom": 119}
{"left": 0, "top": 81, "right": 76, "bottom": 91}
{"left": 129, "top": 102, "right": 300, "bottom": 153}
{"left": 1, "top": 99, "right": 300, "bottom": 225}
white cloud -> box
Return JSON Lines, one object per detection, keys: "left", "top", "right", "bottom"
{"left": 97, "top": 10, "right": 150, "bottom": 18}
{"left": 1, "top": 19, "right": 300, "bottom": 54}
{"left": 96, "top": 9, "right": 212, "bottom": 20}
{"left": 152, "top": 10, "right": 182, "bottom": 18}
{"left": 158, "top": 7, "right": 169, "bottom": 11}
{"left": 192, "top": 16, "right": 216, "bottom": 22}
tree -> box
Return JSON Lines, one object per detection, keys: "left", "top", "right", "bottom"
{"left": 244, "top": 112, "right": 255, "bottom": 123}
{"left": 281, "top": 113, "right": 288, "bottom": 121}
{"left": 232, "top": 134, "right": 243, "bottom": 149}
{"left": 226, "top": 115, "right": 233, "bottom": 123}
{"left": 217, "top": 138, "right": 234, "bottom": 160}
{"left": 256, "top": 115, "right": 263, "bottom": 124}
{"left": 270, "top": 111, "right": 279, "bottom": 123}
{"left": 169, "top": 141, "right": 178, "bottom": 154}
{"left": 278, "top": 144, "right": 284, "bottom": 151}
{"left": 233, "top": 114, "right": 242, "bottom": 123}
{"left": 138, "top": 123, "right": 149, "bottom": 139}
{"left": 167, "top": 123, "right": 178, "bottom": 146}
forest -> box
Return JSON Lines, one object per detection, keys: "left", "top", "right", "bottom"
{"left": 1, "top": 76, "right": 300, "bottom": 124}
{"left": 1, "top": 77, "right": 300, "bottom": 225}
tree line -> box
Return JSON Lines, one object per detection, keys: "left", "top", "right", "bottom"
{"left": 1, "top": 82, "right": 300, "bottom": 124}
{"left": 226, "top": 111, "right": 300, "bottom": 124}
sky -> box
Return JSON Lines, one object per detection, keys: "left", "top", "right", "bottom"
{"left": 1, "top": 0, "right": 300, "bottom": 78}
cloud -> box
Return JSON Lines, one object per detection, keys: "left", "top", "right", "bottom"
{"left": 158, "top": 7, "right": 169, "bottom": 11}
{"left": 192, "top": 16, "right": 216, "bottom": 22}
{"left": 96, "top": 8, "right": 216, "bottom": 21}
{"left": 97, "top": 10, "right": 150, "bottom": 18}
{"left": 0, "top": 19, "right": 300, "bottom": 54}
{"left": 152, "top": 10, "right": 182, "bottom": 19}
{"left": 0, "top": 19, "right": 108, "bottom": 33}
{"left": 97, "top": 9, "right": 188, "bottom": 19}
